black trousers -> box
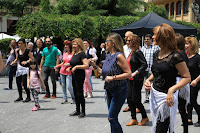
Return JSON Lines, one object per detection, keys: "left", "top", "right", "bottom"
{"left": 178, "top": 97, "right": 188, "bottom": 133}
{"left": 188, "top": 85, "right": 200, "bottom": 122}
{"left": 156, "top": 117, "right": 170, "bottom": 133}
{"left": 72, "top": 75, "right": 85, "bottom": 113}
{"left": 127, "top": 79, "right": 147, "bottom": 119}
{"left": 43, "top": 66, "right": 56, "bottom": 95}
{"left": 16, "top": 74, "right": 30, "bottom": 99}
{"left": 8, "top": 65, "right": 17, "bottom": 89}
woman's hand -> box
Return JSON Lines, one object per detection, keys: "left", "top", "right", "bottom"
{"left": 190, "top": 80, "right": 198, "bottom": 87}
{"left": 144, "top": 80, "right": 151, "bottom": 92}
{"left": 63, "top": 63, "right": 70, "bottom": 67}
{"left": 42, "top": 85, "right": 46, "bottom": 90}
{"left": 66, "top": 67, "right": 71, "bottom": 72}
{"left": 105, "top": 76, "right": 113, "bottom": 83}
{"left": 21, "top": 61, "right": 27, "bottom": 65}
{"left": 89, "top": 59, "right": 96, "bottom": 66}
{"left": 166, "top": 88, "right": 175, "bottom": 107}
{"left": 71, "top": 66, "right": 77, "bottom": 73}
{"left": 131, "top": 72, "right": 137, "bottom": 78}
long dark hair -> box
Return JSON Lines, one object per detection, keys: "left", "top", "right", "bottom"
{"left": 29, "top": 59, "right": 39, "bottom": 78}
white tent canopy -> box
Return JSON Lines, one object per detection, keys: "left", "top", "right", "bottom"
{"left": 0, "top": 33, "right": 20, "bottom": 41}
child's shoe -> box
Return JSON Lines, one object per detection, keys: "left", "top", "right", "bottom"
{"left": 32, "top": 106, "right": 38, "bottom": 111}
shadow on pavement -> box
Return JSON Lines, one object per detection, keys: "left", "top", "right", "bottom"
{"left": 39, "top": 108, "right": 56, "bottom": 110}
{"left": 86, "top": 113, "right": 108, "bottom": 118}
{"left": 0, "top": 101, "right": 9, "bottom": 103}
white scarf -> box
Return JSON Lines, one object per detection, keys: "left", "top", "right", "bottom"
{"left": 150, "top": 86, "right": 178, "bottom": 133}
{"left": 16, "top": 64, "right": 29, "bottom": 77}
{"left": 176, "top": 77, "right": 190, "bottom": 107}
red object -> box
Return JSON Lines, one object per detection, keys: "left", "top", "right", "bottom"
{"left": 114, "top": 75, "right": 117, "bottom": 80}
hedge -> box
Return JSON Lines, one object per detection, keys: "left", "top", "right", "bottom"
{"left": 0, "top": 38, "right": 15, "bottom": 58}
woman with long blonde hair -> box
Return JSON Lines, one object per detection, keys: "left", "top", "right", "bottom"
{"left": 69, "top": 38, "right": 89, "bottom": 118}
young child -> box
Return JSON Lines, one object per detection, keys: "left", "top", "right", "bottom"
{"left": 27, "top": 59, "right": 46, "bottom": 111}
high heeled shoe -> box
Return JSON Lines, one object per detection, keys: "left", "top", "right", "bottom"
{"left": 138, "top": 118, "right": 149, "bottom": 126}
{"left": 126, "top": 119, "right": 138, "bottom": 126}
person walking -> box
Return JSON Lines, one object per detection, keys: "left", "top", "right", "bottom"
{"left": 83, "top": 40, "right": 98, "bottom": 98}
{"left": 4, "top": 40, "right": 18, "bottom": 90}
{"left": 54, "top": 40, "right": 75, "bottom": 104}
{"left": 141, "top": 34, "right": 160, "bottom": 103}
{"left": 92, "top": 33, "right": 131, "bottom": 133}
{"left": 69, "top": 38, "right": 89, "bottom": 118}
{"left": 144, "top": 23, "right": 191, "bottom": 133}
{"left": 175, "top": 33, "right": 190, "bottom": 133}
{"left": 27, "top": 59, "right": 46, "bottom": 111}
{"left": 185, "top": 36, "right": 200, "bottom": 127}
{"left": 11, "top": 38, "right": 34, "bottom": 102}
{"left": 39, "top": 38, "right": 60, "bottom": 99}
{"left": 126, "top": 34, "right": 149, "bottom": 126}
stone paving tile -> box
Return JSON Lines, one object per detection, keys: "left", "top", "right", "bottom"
{"left": 0, "top": 76, "right": 199, "bottom": 133}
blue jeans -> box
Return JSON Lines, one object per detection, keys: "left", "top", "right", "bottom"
{"left": 89, "top": 77, "right": 93, "bottom": 90}
{"left": 106, "top": 82, "right": 128, "bottom": 133}
{"left": 60, "top": 74, "right": 74, "bottom": 100}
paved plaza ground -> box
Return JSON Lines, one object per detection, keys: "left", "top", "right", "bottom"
{"left": 0, "top": 76, "right": 200, "bottom": 133}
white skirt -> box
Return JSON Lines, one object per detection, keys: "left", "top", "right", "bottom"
{"left": 150, "top": 86, "right": 178, "bottom": 133}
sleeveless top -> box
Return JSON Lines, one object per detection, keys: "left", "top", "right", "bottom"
{"left": 17, "top": 49, "right": 30, "bottom": 67}
{"left": 102, "top": 52, "right": 127, "bottom": 90}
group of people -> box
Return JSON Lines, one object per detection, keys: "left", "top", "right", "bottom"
{"left": 1, "top": 23, "right": 200, "bottom": 133}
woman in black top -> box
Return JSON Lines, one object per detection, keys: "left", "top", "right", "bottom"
{"left": 175, "top": 33, "right": 190, "bottom": 133}
{"left": 126, "top": 34, "right": 149, "bottom": 126}
{"left": 144, "top": 24, "right": 191, "bottom": 133}
{"left": 69, "top": 38, "right": 89, "bottom": 118}
{"left": 11, "top": 38, "right": 34, "bottom": 102}
{"left": 185, "top": 36, "right": 200, "bottom": 127}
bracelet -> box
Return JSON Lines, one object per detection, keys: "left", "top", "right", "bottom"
{"left": 114, "top": 75, "right": 116, "bottom": 80}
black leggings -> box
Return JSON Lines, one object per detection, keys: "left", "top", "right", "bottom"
{"left": 156, "top": 117, "right": 170, "bottom": 133}
{"left": 72, "top": 75, "right": 85, "bottom": 113}
{"left": 187, "top": 85, "right": 200, "bottom": 122}
{"left": 16, "top": 74, "right": 30, "bottom": 99}
{"left": 178, "top": 97, "right": 188, "bottom": 133}
{"left": 127, "top": 79, "right": 147, "bottom": 119}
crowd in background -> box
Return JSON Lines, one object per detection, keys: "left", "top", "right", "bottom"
{"left": 1, "top": 23, "right": 200, "bottom": 133}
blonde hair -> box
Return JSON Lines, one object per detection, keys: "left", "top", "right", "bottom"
{"left": 107, "top": 33, "right": 124, "bottom": 55}
{"left": 185, "top": 37, "right": 199, "bottom": 54}
{"left": 72, "top": 38, "right": 86, "bottom": 55}
{"left": 153, "top": 23, "right": 177, "bottom": 51}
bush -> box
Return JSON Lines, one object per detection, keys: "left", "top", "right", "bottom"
{"left": 174, "top": 21, "right": 200, "bottom": 40}
{"left": 0, "top": 38, "right": 15, "bottom": 58}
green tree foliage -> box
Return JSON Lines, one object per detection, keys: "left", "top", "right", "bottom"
{"left": 0, "top": 38, "right": 15, "bottom": 57}
{"left": 40, "top": 0, "right": 51, "bottom": 13}
{"left": 54, "top": 0, "right": 144, "bottom": 16}
{"left": 146, "top": 3, "right": 168, "bottom": 19}
{"left": 174, "top": 21, "right": 200, "bottom": 40}
{"left": 0, "top": 0, "right": 40, "bottom": 16}
{"left": 16, "top": 13, "right": 140, "bottom": 43}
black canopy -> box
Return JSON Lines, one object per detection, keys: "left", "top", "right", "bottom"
{"left": 112, "top": 11, "right": 197, "bottom": 36}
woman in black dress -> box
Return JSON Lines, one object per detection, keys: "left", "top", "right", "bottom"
{"left": 185, "top": 36, "right": 200, "bottom": 127}
{"left": 144, "top": 24, "right": 191, "bottom": 133}
{"left": 11, "top": 38, "right": 34, "bottom": 102}
{"left": 69, "top": 38, "right": 89, "bottom": 118}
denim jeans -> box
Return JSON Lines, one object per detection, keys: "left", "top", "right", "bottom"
{"left": 60, "top": 74, "right": 74, "bottom": 100}
{"left": 43, "top": 66, "right": 56, "bottom": 95}
{"left": 89, "top": 77, "right": 93, "bottom": 90}
{"left": 106, "top": 81, "right": 128, "bottom": 133}
{"left": 8, "top": 65, "right": 17, "bottom": 89}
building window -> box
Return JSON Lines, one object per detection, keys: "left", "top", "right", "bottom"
{"left": 166, "top": 4, "right": 169, "bottom": 13}
{"left": 177, "top": 1, "right": 181, "bottom": 15}
{"left": 184, "top": 0, "right": 189, "bottom": 14}
{"left": 171, "top": 2, "right": 174, "bottom": 16}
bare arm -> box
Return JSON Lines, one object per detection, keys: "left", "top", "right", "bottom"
{"left": 27, "top": 74, "right": 30, "bottom": 89}
{"left": 166, "top": 61, "right": 191, "bottom": 107}
{"left": 144, "top": 74, "right": 154, "bottom": 91}
{"left": 39, "top": 72, "right": 46, "bottom": 90}
{"left": 190, "top": 64, "right": 200, "bottom": 87}
{"left": 10, "top": 52, "right": 19, "bottom": 66}
{"left": 71, "top": 58, "right": 89, "bottom": 73}
{"left": 39, "top": 56, "right": 45, "bottom": 71}
{"left": 21, "top": 51, "right": 34, "bottom": 65}
{"left": 105, "top": 54, "right": 131, "bottom": 83}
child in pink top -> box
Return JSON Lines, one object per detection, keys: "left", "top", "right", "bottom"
{"left": 27, "top": 59, "right": 46, "bottom": 111}
{"left": 54, "top": 40, "right": 75, "bottom": 104}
